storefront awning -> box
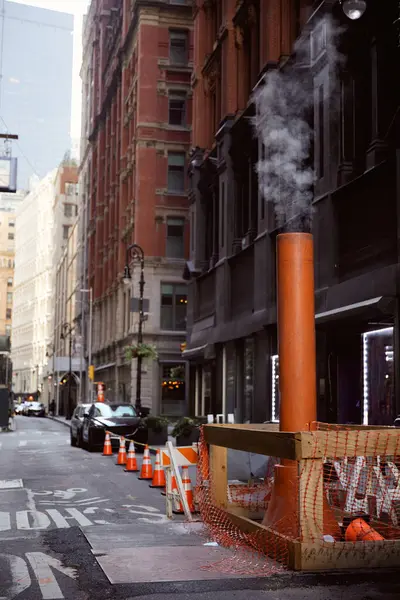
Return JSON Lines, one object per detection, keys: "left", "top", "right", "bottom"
{"left": 182, "top": 344, "right": 207, "bottom": 359}
{"left": 315, "top": 296, "right": 388, "bottom": 324}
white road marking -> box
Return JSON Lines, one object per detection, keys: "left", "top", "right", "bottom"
{"left": 44, "top": 510, "right": 70, "bottom": 529}
{"left": 0, "top": 442, "right": 2, "bottom": 449}
{"left": 64, "top": 508, "right": 93, "bottom": 527}
{"left": 16, "top": 511, "right": 51, "bottom": 530}
{"left": 18, "top": 440, "right": 27, "bottom": 447}
{"left": 0, "top": 479, "right": 23, "bottom": 490}
{"left": 0, "top": 512, "right": 11, "bottom": 531}
{"left": 0, "top": 553, "right": 31, "bottom": 599}
{"left": 38, "top": 496, "right": 104, "bottom": 505}
{"left": 26, "top": 552, "right": 77, "bottom": 599}
{"left": 122, "top": 504, "right": 160, "bottom": 512}
{"left": 138, "top": 515, "right": 170, "bottom": 524}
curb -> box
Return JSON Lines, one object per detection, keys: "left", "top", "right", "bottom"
{"left": 48, "top": 416, "right": 71, "bottom": 428}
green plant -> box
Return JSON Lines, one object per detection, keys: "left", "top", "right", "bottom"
{"left": 125, "top": 343, "right": 158, "bottom": 361}
{"left": 143, "top": 415, "right": 169, "bottom": 433}
{"left": 170, "top": 365, "right": 185, "bottom": 379}
{"left": 171, "top": 416, "right": 199, "bottom": 438}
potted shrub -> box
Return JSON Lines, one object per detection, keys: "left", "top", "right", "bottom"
{"left": 172, "top": 417, "right": 200, "bottom": 446}
{"left": 134, "top": 415, "right": 169, "bottom": 451}
{"left": 125, "top": 343, "right": 158, "bottom": 361}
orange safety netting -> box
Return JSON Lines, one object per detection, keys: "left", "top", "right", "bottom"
{"left": 194, "top": 423, "right": 400, "bottom": 574}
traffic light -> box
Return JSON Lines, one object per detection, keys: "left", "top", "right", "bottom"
{"left": 180, "top": 342, "right": 187, "bottom": 354}
{"left": 88, "top": 365, "right": 95, "bottom": 381}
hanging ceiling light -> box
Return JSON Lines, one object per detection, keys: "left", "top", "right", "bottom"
{"left": 340, "top": 0, "right": 367, "bottom": 20}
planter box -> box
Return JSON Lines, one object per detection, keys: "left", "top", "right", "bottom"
{"left": 134, "top": 427, "right": 168, "bottom": 452}
{"left": 176, "top": 428, "right": 200, "bottom": 447}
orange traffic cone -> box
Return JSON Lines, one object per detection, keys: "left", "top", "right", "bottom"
{"left": 182, "top": 466, "right": 195, "bottom": 512}
{"left": 172, "top": 468, "right": 184, "bottom": 513}
{"left": 161, "top": 470, "right": 176, "bottom": 496}
{"left": 116, "top": 437, "right": 127, "bottom": 465}
{"left": 102, "top": 432, "right": 113, "bottom": 456}
{"left": 124, "top": 441, "right": 138, "bottom": 472}
{"left": 149, "top": 449, "right": 166, "bottom": 488}
{"left": 138, "top": 445, "right": 153, "bottom": 480}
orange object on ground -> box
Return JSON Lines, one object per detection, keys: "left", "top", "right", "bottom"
{"left": 124, "top": 441, "right": 138, "bottom": 472}
{"left": 149, "top": 449, "right": 166, "bottom": 488}
{"left": 263, "top": 233, "right": 340, "bottom": 540}
{"left": 173, "top": 466, "right": 195, "bottom": 514}
{"left": 345, "top": 518, "right": 384, "bottom": 542}
{"left": 138, "top": 445, "right": 153, "bottom": 480}
{"left": 102, "top": 432, "right": 113, "bottom": 456}
{"left": 116, "top": 437, "right": 127, "bottom": 465}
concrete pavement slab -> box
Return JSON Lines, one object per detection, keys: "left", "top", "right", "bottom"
{"left": 96, "top": 545, "right": 264, "bottom": 584}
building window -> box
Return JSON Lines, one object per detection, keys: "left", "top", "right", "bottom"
{"left": 65, "top": 182, "right": 77, "bottom": 196}
{"left": 167, "top": 152, "right": 185, "bottom": 192}
{"left": 7, "top": 278, "right": 12, "bottom": 287}
{"left": 8, "top": 220, "right": 14, "bottom": 227}
{"left": 8, "top": 232, "right": 14, "bottom": 240}
{"left": 64, "top": 203, "right": 74, "bottom": 217}
{"left": 7, "top": 292, "right": 12, "bottom": 304}
{"left": 166, "top": 217, "right": 185, "bottom": 258}
{"left": 169, "top": 31, "right": 188, "bottom": 65}
{"left": 318, "top": 84, "right": 324, "bottom": 179}
{"left": 6, "top": 308, "right": 11, "bottom": 319}
{"left": 5, "top": 324, "right": 10, "bottom": 335}
{"left": 63, "top": 225, "right": 70, "bottom": 240}
{"left": 169, "top": 92, "right": 186, "bottom": 126}
{"left": 160, "top": 283, "right": 187, "bottom": 331}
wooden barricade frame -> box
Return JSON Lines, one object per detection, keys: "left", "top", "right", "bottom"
{"left": 203, "top": 423, "right": 400, "bottom": 571}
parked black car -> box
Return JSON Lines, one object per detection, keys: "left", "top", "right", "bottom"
{"left": 81, "top": 403, "right": 141, "bottom": 452}
{"left": 70, "top": 403, "right": 91, "bottom": 447}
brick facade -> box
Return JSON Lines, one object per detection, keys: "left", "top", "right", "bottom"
{"left": 81, "top": 0, "right": 193, "bottom": 414}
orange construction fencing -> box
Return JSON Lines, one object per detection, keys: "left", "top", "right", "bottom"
{"left": 195, "top": 422, "right": 400, "bottom": 574}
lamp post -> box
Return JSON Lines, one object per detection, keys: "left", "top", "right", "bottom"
{"left": 60, "top": 323, "right": 74, "bottom": 420}
{"left": 80, "top": 288, "right": 93, "bottom": 402}
{"left": 123, "top": 244, "right": 145, "bottom": 413}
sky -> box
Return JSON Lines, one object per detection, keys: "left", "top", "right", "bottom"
{"left": 9, "top": 0, "right": 90, "bottom": 145}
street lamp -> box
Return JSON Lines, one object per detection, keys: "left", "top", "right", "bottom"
{"left": 60, "top": 323, "right": 74, "bottom": 420}
{"left": 123, "top": 243, "right": 145, "bottom": 413}
{"left": 340, "top": 0, "right": 367, "bottom": 20}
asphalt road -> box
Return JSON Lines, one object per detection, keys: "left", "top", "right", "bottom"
{"left": 1, "top": 416, "right": 400, "bottom": 600}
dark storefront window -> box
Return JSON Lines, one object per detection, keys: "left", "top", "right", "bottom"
{"left": 160, "top": 283, "right": 187, "bottom": 330}
{"left": 363, "top": 327, "right": 394, "bottom": 426}
{"left": 243, "top": 337, "right": 254, "bottom": 423}
{"left": 161, "top": 363, "right": 185, "bottom": 416}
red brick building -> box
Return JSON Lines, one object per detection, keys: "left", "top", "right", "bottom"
{"left": 186, "top": 0, "right": 314, "bottom": 421}
{"left": 79, "top": 0, "right": 193, "bottom": 415}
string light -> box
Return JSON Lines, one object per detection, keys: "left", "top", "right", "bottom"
{"left": 362, "top": 327, "right": 393, "bottom": 425}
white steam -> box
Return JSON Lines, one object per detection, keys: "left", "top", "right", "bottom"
{"left": 253, "top": 16, "right": 344, "bottom": 230}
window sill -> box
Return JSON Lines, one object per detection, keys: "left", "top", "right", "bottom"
{"left": 165, "top": 190, "right": 187, "bottom": 197}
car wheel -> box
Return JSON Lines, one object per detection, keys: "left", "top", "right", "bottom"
{"left": 76, "top": 431, "right": 82, "bottom": 448}
{"left": 70, "top": 432, "right": 77, "bottom": 447}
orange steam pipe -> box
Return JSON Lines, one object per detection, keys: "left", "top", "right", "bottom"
{"left": 277, "top": 233, "right": 317, "bottom": 431}
{"left": 263, "top": 233, "right": 340, "bottom": 540}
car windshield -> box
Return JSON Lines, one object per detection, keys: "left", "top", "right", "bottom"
{"left": 96, "top": 404, "right": 136, "bottom": 418}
